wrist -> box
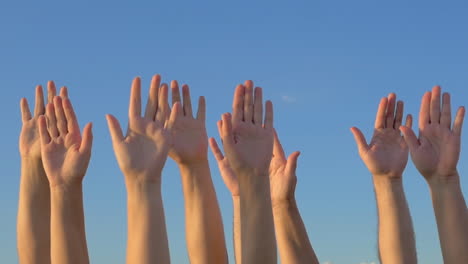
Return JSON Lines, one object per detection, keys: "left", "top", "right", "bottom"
{"left": 177, "top": 158, "right": 209, "bottom": 173}
{"left": 272, "top": 197, "right": 297, "bottom": 212}
{"left": 372, "top": 176, "right": 404, "bottom": 195}
{"left": 426, "top": 171, "right": 460, "bottom": 188}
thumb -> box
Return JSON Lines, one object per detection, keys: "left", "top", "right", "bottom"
{"left": 286, "top": 151, "right": 301, "bottom": 174}
{"left": 399, "top": 126, "right": 419, "bottom": 152}
{"left": 350, "top": 127, "right": 369, "bottom": 155}
{"left": 106, "top": 114, "right": 124, "bottom": 144}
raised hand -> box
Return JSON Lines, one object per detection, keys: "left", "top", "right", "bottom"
{"left": 220, "top": 80, "right": 276, "bottom": 264}
{"left": 20, "top": 81, "right": 61, "bottom": 159}
{"left": 400, "top": 86, "right": 467, "bottom": 264}
{"left": 400, "top": 86, "right": 465, "bottom": 182}
{"left": 38, "top": 96, "right": 93, "bottom": 187}
{"left": 17, "top": 81, "right": 63, "bottom": 264}
{"left": 37, "top": 89, "right": 92, "bottom": 264}
{"left": 209, "top": 123, "right": 239, "bottom": 196}
{"left": 168, "top": 81, "right": 207, "bottom": 165}
{"left": 269, "top": 131, "right": 300, "bottom": 205}
{"left": 106, "top": 76, "right": 174, "bottom": 184}
{"left": 351, "top": 93, "right": 412, "bottom": 178}
{"left": 351, "top": 93, "right": 417, "bottom": 264}
{"left": 106, "top": 75, "right": 173, "bottom": 264}
{"left": 220, "top": 81, "right": 274, "bottom": 174}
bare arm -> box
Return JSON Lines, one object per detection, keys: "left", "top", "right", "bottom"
{"left": 220, "top": 81, "right": 277, "bottom": 264}
{"left": 17, "top": 84, "right": 54, "bottom": 264}
{"left": 39, "top": 95, "right": 93, "bottom": 264}
{"left": 209, "top": 138, "right": 242, "bottom": 264}
{"left": 168, "top": 81, "right": 227, "bottom": 264}
{"left": 401, "top": 86, "right": 468, "bottom": 263}
{"left": 352, "top": 93, "right": 417, "bottom": 263}
{"left": 269, "top": 131, "right": 319, "bottom": 264}
{"left": 107, "top": 76, "right": 173, "bottom": 264}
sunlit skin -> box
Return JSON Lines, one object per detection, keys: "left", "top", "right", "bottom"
{"left": 106, "top": 75, "right": 174, "bottom": 264}
{"left": 351, "top": 93, "right": 417, "bottom": 264}
{"left": 17, "top": 82, "right": 61, "bottom": 264}
{"left": 400, "top": 86, "right": 468, "bottom": 264}
{"left": 217, "top": 81, "right": 277, "bottom": 264}
{"left": 38, "top": 93, "right": 93, "bottom": 264}
{"left": 210, "top": 129, "right": 319, "bottom": 264}
{"left": 168, "top": 81, "right": 228, "bottom": 264}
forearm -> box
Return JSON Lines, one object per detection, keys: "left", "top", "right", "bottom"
{"left": 238, "top": 172, "right": 277, "bottom": 264}
{"left": 126, "top": 180, "right": 170, "bottom": 264}
{"left": 179, "top": 161, "right": 228, "bottom": 264}
{"left": 373, "top": 176, "right": 417, "bottom": 264}
{"left": 273, "top": 199, "right": 319, "bottom": 264}
{"left": 429, "top": 174, "right": 468, "bottom": 264}
{"left": 232, "top": 196, "right": 242, "bottom": 264}
{"left": 50, "top": 184, "right": 89, "bottom": 264}
{"left": 17, "top": 158, "right": 51, "bottom": 264}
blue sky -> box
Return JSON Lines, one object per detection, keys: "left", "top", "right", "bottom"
{"left": 1, "top": 1, "right": 467, "bottom": 263}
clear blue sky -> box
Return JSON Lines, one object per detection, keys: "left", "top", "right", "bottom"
{"left": 1, "top": 1, "right": 467, "bottom": 263}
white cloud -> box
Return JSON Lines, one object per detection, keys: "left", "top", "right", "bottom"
{"left": 281, "top": 95, "right": 296, "bottom": 103}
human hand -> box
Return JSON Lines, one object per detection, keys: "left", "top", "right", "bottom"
{"left": 107, "top": 75, "right": 176, "bottom": 185}
{"left": 400, "top": 86, "right": 465, "bottom": 183}
{"left": 168, "top": 80, "right": 207, "bottom": 166}
{"left": 38, "top": 96, "right": 93, "bottom": 188}
{"left": 351, "top": 93, "right": 412, "bottom": 179}
{"left": 269, "top": 130, "right": 300, "bottom": 204}
{"left": 220, "top": 81, "right": 274, "bottom": 176}
{"left": 209, "top": 124, "right": 239, "bottom": 196}
{"left": 19, "top": 81, "right": 66, "bottom": 159}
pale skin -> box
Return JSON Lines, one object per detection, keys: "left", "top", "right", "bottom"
{"left": 17, "top": 81, "right": 62, "bottom": 264}
{"left": 106, "top": 75, "right": 174, "bottom": 264}
{"left": 351, "top": 93, "right": 417, "bottom": 264}
{"left": 210, "top": 129, "right": 319, "bottom": 264}
{"left": 218, "top": 81, "right": 277, "bottom": 264}
{"left": 38, "top": 94, "right": 93, "bottom": 264}
{"left": 168, "top": 81, "right": 228, "bottom": 264}
{"left": 400, "top": 86, "right": 468, "bottom": 264}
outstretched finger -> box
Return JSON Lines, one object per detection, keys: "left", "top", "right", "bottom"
{"left": 46, "top": 103, "right": 59, "bottom": 138}
{"left": 63, "top": 98, "right": 80, "bottom": 134}
{"left": 171, "top": 80, "right": 181, "bottom": 107}
{"left": 196, "top": 96, "right": 206, "bottom": 122}
{"left": 129, "top": 77, "right": 142, "bottom": 117}
{"left": 20, "top": 98, "right": 32, "bottom": 122}
{"left": 166, "top": 102, "right": 182, "bottom": 130}
{"left": 453, "top": 106, "right": 465, "bottom": 137}
{"left": 38, "top": 116, "right": 51, "bottom": 145}
{"left": 60, "top": 86, "right": 69, "bottom": 99}
{"left": 374, "top": 97, "right": 388, "bottom": 129}
{"left": 156, "top": 83, "right": 170, "bottom": 123}
{"left": 182, "top": 84, "right": 193, "bottom": 117}
{"left": 385, "top": 93, "right": 397, "bottom": 129}
{"left": 221, "top": 113, "right": 234, "bottom": 146}
{"left": 47, "top": 81, "right": 57, "bottom": 104}
{"left": 244, "top": 81, "right": 254, "bottom": 122}
{"left": 440, "top": 93, "right": 452, "bottom": 129}
{"left": 106, "top": 114, "right": 125, "bottom": 143}
{"left": 144, "top": 74, "right": 160, "bottom": 120}
{"left": 430, "top": 86, "right": 441, "bottom": 124}
{"left": 350, "top": 127, "right": 369, "bottom": 155}
{"left": 54, "top": 97, "right": 68, "bottom": 136}
{"left": 209, "top": 137, "right": 225, "bottom": 161}
{"left": 34, "top": 85, "right": 45, "bottom": 116}
{"left": 79, "top": 123, "right": 93, "bottom": 154}
{"left": 394, "top": 100, "right": 404, "bottom": 129}
{"left": 419, "top": 92, "right": 431, "bottom": 128}
{"left": 264, "top": 100, "right": 274, "bottom": 129}
{"left": 253, "top": 87, "right": 263, "bottom": 125}
{"left": 232, "top": 84, "right": 245, "bottom": 123}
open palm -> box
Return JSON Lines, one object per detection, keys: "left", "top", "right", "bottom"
{"left": 352, "top": 93, "right": 412, "bottom": 178}
{"left": 107, "top": 76, "right": 175, "bottom": 183}
{"left": 39, "top": 97, "right": 93, "bottom": 187}
{"left": 400, "top": 86, "right": 465, "bottom": 180}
